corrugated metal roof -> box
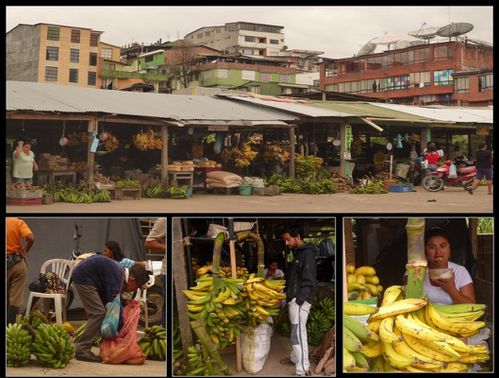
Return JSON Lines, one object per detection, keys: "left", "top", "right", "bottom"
{"left": 370, "top": 103, "right": 493, "bottom": 124}
{"left": 6, "top": 81, "right": 298, "bottom": 122}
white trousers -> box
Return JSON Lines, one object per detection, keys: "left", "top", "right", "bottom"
{"left": 288, "top": 298, "right": 311, "bottom": 375}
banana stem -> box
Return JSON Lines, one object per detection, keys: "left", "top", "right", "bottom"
{"left": 405, "top": 218, "right": 426, "bottom": 299}
{"left": 211, "top": 232, "right": 226, "bottom": 275}
{"left": 236, "top": 231, "right": 265, "bottom": 277}
{"left": 405, "top": 261, "right": 427, "bottom": 299}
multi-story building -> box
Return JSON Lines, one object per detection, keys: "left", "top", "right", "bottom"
{"left": 184, "top": 21, "right": 285, "bottom": 58}
{"left": 321, "top": 40, "right": 493, "bottom": 106}
{"left": 6, "top": 22, "right": 120, "bottom": 89}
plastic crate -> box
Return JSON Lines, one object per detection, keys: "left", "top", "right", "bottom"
{"left": 7, "top": 197, "right": 42, "bottom": 206}
{"left": 7, "top": 189, "right": 43, "bottom": 198}
{"left": 389, "top": 184, "right": 414, "bottom": 192}
{"left": 239, "top": 185, "right": 252, "bottom": 196}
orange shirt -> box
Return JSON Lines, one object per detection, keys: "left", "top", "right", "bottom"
{"left": 6, "top": 217, "right": 33, "bottom": 255}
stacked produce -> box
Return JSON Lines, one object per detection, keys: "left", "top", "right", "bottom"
{"left": 346, "top": 264, "right": 383, "bottom": 301}
{"left": 6, "top": 323, "right": 32, "bottom": 367}
{"left": 169, "top": 161, "right": 195, "bottom": 172}
{"left": 133, "top": 129, "right": 163, "bottom": 150}
{"left": 138, "top": 325, "right": 166, "bottom": 361}
{"left": 185, "top": 343, "right": 226, "bottom": 376}
{"left": 103, "top": 133, "right": 119, "bottom": 151}
{"left": 220, "top": 140, "right": 258, "bottom": 168}
{"left": 195, "top": 264, "right": 249, "bottom": 279}
{"left": 167, "top": 186, "right": 190, "bottom": 199}
{"left": 343, "top": 286, "right": 490, "bottom": 373}
{"left": 7, "top": 182, "right": 41, "bottom": 191}
{"left": 54, "top": 186, "right": 111, "bottom": 203}
{"left": 31, "top": 323, "right": 76, "bottom": 369}
{"left": 331, "top": 172, "right": 354, "bottom": 193}
{"left": 264, "top": 144, "right": 290, "bottom": 165}
{"left": 306, "top": 297, "right": 336, "bottom": 346}
{"left": 351, "top": 178, "right": 386, "bottom": 194}
{"left": 115, "top": 179, "right": 140, "bottom": 188}
{"left": 143, "top": 185, "right": 167, "bottom": 198}
{"left": 94, "top": 172, "right": 114, "bottom": 185}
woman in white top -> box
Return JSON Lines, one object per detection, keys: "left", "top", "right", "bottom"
{"left": 264, "top": 260, "right": 285, "bottom": 280}
{"left": 423, "top": 228, "right": 475, "bottom": 305}
{"left": 12, "top": 141, "right": 39, "bottom": 184}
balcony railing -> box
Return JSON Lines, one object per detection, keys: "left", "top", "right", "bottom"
{"left": 101, "top": 69, "right": 168, "bottom": 81}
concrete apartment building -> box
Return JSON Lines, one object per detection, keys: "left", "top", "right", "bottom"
{"left": 6, "top": 23, "right": 120, "bottom": 89}
{"left": 321, "top": 40, "right": 493, "bottom": 106}
{"left": 184, "top": 21, "right": 285, "bottom": 58}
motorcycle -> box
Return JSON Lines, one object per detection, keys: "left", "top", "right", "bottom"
{"left": 422, "top": 159, "right": 476, "bottom": 192}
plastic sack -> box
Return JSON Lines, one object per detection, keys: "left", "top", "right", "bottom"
{"left": 241, "top": 323, "right": 273, "bottom": 374}
{"left": 101, "top": 293, "right": 121, "bottom": 339}
{"left": 449, "top": 163, "right": 457, "bottom": 178}
{"left": 100, "top": 300, "right": 146, "bottom": 364}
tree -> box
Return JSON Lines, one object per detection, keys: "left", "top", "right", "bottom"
{"left": 168, "top": 40, "right": 199, "bottom": 88}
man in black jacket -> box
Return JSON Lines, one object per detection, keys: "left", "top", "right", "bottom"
{"left": 280, "top": 226, "right": 316, "bottom": 376}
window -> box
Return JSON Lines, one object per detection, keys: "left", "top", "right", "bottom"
{"left": 46, "top": 46, "right": 59, "bottom": 61}
{"left": 71, "top": 29, "right": 80, "bottom": 43}
{"left": 258, "top": 37, "right": 266, "bottom": 44}
{"left": 70, "top": 48, "right": 79, "bottom": 63}
{"left": 434, "top": 45, "right": 453, "bottom": 60}
{"left": 279, "top": 74, "right": 289, "bottom": 83}
{"left": 434, "top": 69, "right": 454, "bottom": 86}
{"left": 101, "top": 48, "right": 112, "bottom": 59}
{"left": 313, "top": 80, "right": 320, "bottom": 87}
{"left": 88, "top": 72, "right": 97, "bottom": 86}
{"left": 454, "top": 77, "right": 470, "bottom": 93}
{"left": 145, "top": 55, "right": 154, "bottom": 62}
{"left": 103, "top": 62, "right": 115, "bottom": 71}
{"left": 325, "top": 84, "right": 338, "bottom": 92}
{"left": 244, "top": 35, "right": 256, "bottom": 42}
{"left": 479, "top": 73, "right": 493, "bottom": 91}
{"left": 261, "top": 72, "right": 272, "bottom": 82}
{"left": 47, "top": 26, "right": 60, "bottom": 41}
{"left": 90, "top": 33, "right": 99, "bottom": 47}
{"left": 367, "top": 56, "right": 383, "bottom": 70}
{"left": 45, "top": 66, "right": 58, "bottom": 81}
{"left": 89, "top": 53, "right": 98, "bottom": 66}
{"left": 385, "top": 75, "right": 410, "bottom": 91}
{"left": 409, "top": 71, "right": 431, "bottom": 88}
{"left": 69, "top": 69, "right": 79, "bottom": 83}
{"left": 242, "top": 70, "right": 256, "bottom": 80}
{"left": 216, "top": 69, "right": 229, "bottom": 79}
{"left": 270, "top": 39, "right": 279, "bottom": 44}
{"left": 414, "top": 47, "right": 430, "bottom": 63}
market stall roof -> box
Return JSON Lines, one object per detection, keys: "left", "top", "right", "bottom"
{"left": 6, "top": 81, "right": 298, "bottom": 125}
{"left": 370, "top": 103, "right": 493, "bottom": 124}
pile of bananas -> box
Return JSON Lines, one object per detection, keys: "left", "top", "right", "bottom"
{"left": 138, "top": 325, "right": 166, "bottom": 361}
{"left": 195, "top": 264, "right": 249, "bottom": 279}
{"left": 115, "top": 179, "right": 140, "bottom": 188}
{"left": 343, "top": 286, "right": 490, "bottom": 373}
{"left": 264, "top": 144, "right": 290, "bottom": 165}
{"left": 16, "top": 309, "right": 51, "bottom": 331}
{"left": 104, "top": 133, "right": 119, "bottom": 151}
{"left": 184, "top": 275, "right": 245, "bottom": 349}
{"left": 220, "top": 140, "right": 258, "bottom": 168}
{"left": 185, "top": 343, "right": 224, "bottom": 376}
{"left": 307, "top": 297, "right": 336, "bottom": 346}
{"left": 32, "top": 323, "right": 75, "bottom": 369}
{"left": 133, "top": 129, "right": 163, "bottom": 150}
{"left": 167, "top": 186, "right": 189, "bottom": 199}
{"left": 67, "top": 132, "right": 88, "bottom": 146}
{"left": 351, "top": 178, "right": 386, "bottom": 194}
{"left": 143, "top": 186, "right": 167, "bottom": 198}
{"left": 54, "top": 188, "right": 111, "bottom": 203}
{"left": 346, "top": 264, "right": 383, "bottom": 301}
{"left": 6, "top": 323, "right": 32, "bottom": 367}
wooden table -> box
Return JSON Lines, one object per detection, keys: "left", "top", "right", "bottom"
{"left": 168, "top": 171, "right": 194, "bottom": 188}
{"left": 38, "top": 170, "right": 77, "bottom": 186}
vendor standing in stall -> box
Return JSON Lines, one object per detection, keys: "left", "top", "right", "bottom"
{"left": 12, "top": 140, "right": 39, "bottom": 184}
{"left": 280, "top": 226, "right": 317, "bottom": 377}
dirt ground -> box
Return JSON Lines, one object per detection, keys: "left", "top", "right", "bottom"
{"left": 6, "top": 187, "right": 493, "bottom": 213}
{"left": 6, "top": 319, "right": 166, "bottom": 377}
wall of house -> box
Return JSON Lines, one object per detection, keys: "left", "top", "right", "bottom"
{"left": 6, "top": 25, "right": 41, "bottom": 82}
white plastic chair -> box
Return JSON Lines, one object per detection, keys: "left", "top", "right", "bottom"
{"left": 25, "top": 259, "right": 74, "bottom": 324}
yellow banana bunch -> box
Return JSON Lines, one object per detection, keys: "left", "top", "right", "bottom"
{"left": 346, "top": 263, "right": 383, "bottom": 300}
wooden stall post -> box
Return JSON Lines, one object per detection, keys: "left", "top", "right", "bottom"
{"left": 86, "top": 118, "right": 97, "bottom": 184}
{"left": 161, "top": 124, "right": 169, "bottom": 188}
{"left": 343, "top": 218, "right": 354, "bottom": 302}
{"left": 228, "top": 218, "right": 242, "bottom": 372}
{"left": 289, "top": 125, "right": 296, "bottom": 178}
{"left": 172, "top": 218, "right": 193, "bottom": 353}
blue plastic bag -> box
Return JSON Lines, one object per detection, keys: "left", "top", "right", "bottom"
{"left": 101, "top": 293, "right": 121, "bottom": 339}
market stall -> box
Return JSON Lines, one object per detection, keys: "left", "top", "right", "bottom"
{"left": 342, "top": 217, "right": 493, "bottom": 373}
{"left": 172, "top": 218, "right": 336, "bottom": 376}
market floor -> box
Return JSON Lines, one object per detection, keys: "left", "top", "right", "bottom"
{"left": 7, "top": 187, "right": 493, "bottom": 213}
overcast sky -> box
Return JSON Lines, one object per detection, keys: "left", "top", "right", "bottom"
{"left": 6, "top": 6, "right": 493, "bottom": 57}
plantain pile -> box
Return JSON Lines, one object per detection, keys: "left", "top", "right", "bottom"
{"left": 7, "top": 323, "right": 32, "bottom": 367}
{"left": 167, "top": 186, "right": 189, "bottom": 199}
{"left": 346, "top": 264, "right": 383, "bottom": 301}
{"left": 343, "top": 285, "right": 490, "bottom": 373}
{"left": 133, "top": 129, "right": 163, "bottom": 150}
{"left": 115, "top": 179, "right": 140, "bottom": 188}
{"left": 138, "top": 325, "right": 166, "bottom": 361}
{"left": 195, "top": 264, "right": 249, "bottom": 279}
{"left": 185, "top": 343, "right": 224, "bottom": 376}
{"left": 220, "top": 140, "right": 258, "bottom": 168}
{"left": 306, "top": 297, "right": 336, "bottom": 346}
{"left": 264, "top": 144, "right": 290, "bottom": 165}
{"left": 143, "top": 185, "right": 168, "bottom": 198}
{"left": 32, "top": 323, "right": 76, "bottom": 369}
{"left": 54, "top": 187, "right": 111, "bottom": 203}
{"left": 104, "top": 133, "right": 119, "bottom": 151}
{"left": 351, "top": 178, "right": 386, "bottom": 194}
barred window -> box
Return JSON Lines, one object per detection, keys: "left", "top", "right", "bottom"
{"left": 71, "top": 29, "right": 80, "bottom": 43}
{"left": 270, "top": 39, "right": 279, "bottom": 44}
{"left": 279, "top": 74, "right": 289, "bottom": 83}
{"left": 454, "top": 77, "right": 469, "bottom": 93}
{"left": 46, "top": 46, "right": 59, "bottom": 61}
{"left": 245, "top": 35, "right": 256, "bottom": 42}
{"left": 101, "top": 48, "right": 112, "bottom": 59}
{"left": 261, "top": 72, "right": 272, "bottom": 82}
{"left": 90, "top": 33, "right": 99, "bottom": 47}
{"left": 89, "top": 53, "right": 98, "bottom": 66}
{"left": 70, "top": 48, "right": 79, "bottom": 63}
{"left": 45, "top": 66, "right": 58, "bottom": 81}
{"left": 69, "top": 69, "right": 79, "bottom": 83}
{"left": 47, "top": 26, "right": 60, "bottom": 41}
{"left": 479, "top": 73, "right": 493, "bottom": 92}
{"left": 88, "top": 72, "right": 97, "bottom": 86}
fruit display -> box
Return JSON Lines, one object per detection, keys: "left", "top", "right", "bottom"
{"left": 115, "top": 179, "right": 140, "bottom": 188}
{"left": 6, "top": 323, "right": 32, "bottom": 367}
{"left": 104, "top": 133, "right": 119, "bottom": 151}
{"left": 184, "top": 343, "right": 225, "bottom": 376}
{"left": 32, "top": 323, "right": 76, "bottom": 369}
{"left": 7, "top": 182, "right": 41, "bottom": 191}
{"left": 167, "top": 186, "right": 189, "bottom": 199}
{"left": 143, "top": 185, "right": 168, "bottom": 198}
{"left": 264, "top": 144, "right": 290, "bottom": 165}
{"left": 94, "top": 172, "right": 114, "bottom": 185}
{"left": 138, "top": 325, "right": 166, "bottom": 361}
{"left": 343, "top": 286, "right": 490, "bottom": 372}
{"left": 133, "top": 129, "right": 163, "bottom": 150}
{"left": 346, "top": 263, "right": 383, "bottom": 301}
{"left": 351, "top": 178, "right": 386, "bottom": 194}
{"left": 195, "top": 264, "right": 249, "bottom": 279}
{"left": 220, "top": 140, "right": 259, "bottom": 168}
{"left": 331, "top": 172, "right": 354, "bottom": 193}
{"left": 306, "top": 297, "right": 336, "bottom": 346}
{"left": 53, "top": 187, "right": 111, "bottom": 203}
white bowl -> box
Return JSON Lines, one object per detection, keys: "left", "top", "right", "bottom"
{"left": 429, "top": 268, "right": 452, "bottom": 281}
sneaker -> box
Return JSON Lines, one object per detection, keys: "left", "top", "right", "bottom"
{"left": 466, "top": 187, "right": 474, "bottom": 195}
{"left": 75, "top": 352, "right": 102, "bottom": 362}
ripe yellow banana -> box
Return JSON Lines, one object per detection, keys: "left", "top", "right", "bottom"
{"left": 370, "top": 298, "right": 427, "bottom": 321}
{"left": 426, "top": 302, "right": 486, "bottom": 335}
{"left": 381, "top": 341, "right": 415, "bottom": 369}
{"left": 359, "top": 341, "right": 383, "bottom": 358}
{"left": 367, "top": 318, "right": 382, "bottom": 333}
{"left": 365, "top": 283, "right": 378, "bottom": 295}
{"left": 354, "top": 266, "right": 376, "bottom": 276}
{"left": 344, "top": 302, "right": 377, "bottom": 316}
{"left": 381, "top": 285, "right": 402, "bottom": 307}
{"left": 366, "top": 275, "right": 380, "bottom": 285}
{"left": 401, "top": 332, "right": 457, "bottom": 363}
{"left": 392, "top": 338, "right": 444, "bottom": 370}
{"left": 346, "top": 263, "right": 356, "bottom": 274}
{"left": 343, "top": 348, "right": 356, "bottom": 371}
{"left": 355, "top": 274, "right": 366, "bottom": 285}
{"left": 379, "top": 317, "right": 403, "bottom": 344}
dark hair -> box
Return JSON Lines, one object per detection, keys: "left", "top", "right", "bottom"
{"left": 425, "top": 227, "right": 451, "bottom": 248}
{"left": 105, "top": 241, "right": 125, "bottom": 261}
{"left": 281, "top": 225, "right": 303, "bottom": 239}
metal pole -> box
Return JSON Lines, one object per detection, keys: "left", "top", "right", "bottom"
{"left": 161, "top": 124, "right": 169, "bottom": 188}
{"left": 86, "top": 118, "right": 97, "bottom": 184}
{"left": 289, "top": 125, "right": 296, "bottom": 178}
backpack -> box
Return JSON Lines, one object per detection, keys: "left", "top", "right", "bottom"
{"left": 38, "top": 272, "right": 67, "bottom": 294}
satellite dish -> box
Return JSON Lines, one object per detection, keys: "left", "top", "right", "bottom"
{"left": 395, "top": 40, "right": 410, "bottom": 49}
{"left": 372, "top": 33, "right": 401, "bottom": 50}
{"left": 357, "top": 40, "right": 377, "bottom": 56}
{"left": 437, "top": 22, "right": 474, "bottom": 40}
{"left": 408, "top": 24, "right": 439, "bottom": 43}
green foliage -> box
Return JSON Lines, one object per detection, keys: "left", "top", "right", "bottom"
{"left": 477, "top": 218, "right": 493, "bottom": 234}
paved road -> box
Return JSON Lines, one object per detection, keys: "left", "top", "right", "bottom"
{"left": 7, "top": 187, "right": 493, "bottom": 214}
